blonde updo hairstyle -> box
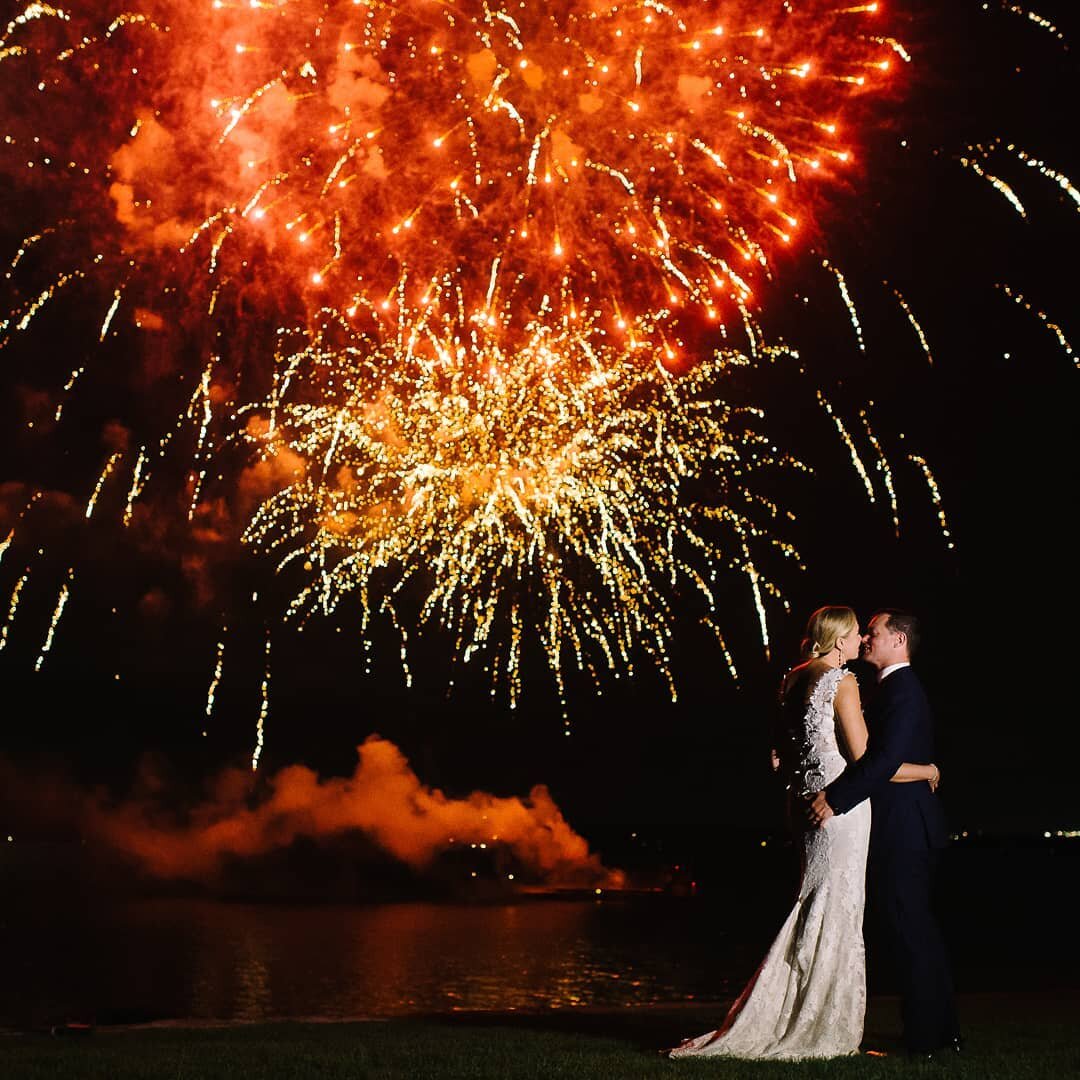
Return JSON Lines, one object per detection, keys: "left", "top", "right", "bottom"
{"left": 800, "top": 605, "right": 858, "bottom": 661}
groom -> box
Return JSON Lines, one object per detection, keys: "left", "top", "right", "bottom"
{"left": 807, "top": 609, "right": 960, "bottom": 1058}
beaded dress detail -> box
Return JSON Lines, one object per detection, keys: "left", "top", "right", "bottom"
{"left": 670, "top": 666, "right": 871, "bottom": 1061}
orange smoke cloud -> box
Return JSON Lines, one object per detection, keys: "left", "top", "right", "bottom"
{"left": 90, "top": 736, "right": 621, "bottom": 889}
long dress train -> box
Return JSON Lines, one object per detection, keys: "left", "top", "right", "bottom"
{"left": 670, "top": 666, "right": 871, "bottom": 1061}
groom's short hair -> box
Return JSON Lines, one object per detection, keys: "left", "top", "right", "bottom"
{"left": 874, "top": 609, "right": 920, "bottom": 658}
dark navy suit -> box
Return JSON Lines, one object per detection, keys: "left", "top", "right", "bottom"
{"left": 825, "top": 665, "right": 957, "bottom": 1053}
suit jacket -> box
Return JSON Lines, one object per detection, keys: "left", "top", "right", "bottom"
{"left": 825, "top": 666, "right": 948, "bottom": 851}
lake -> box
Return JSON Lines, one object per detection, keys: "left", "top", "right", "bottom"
{"left": 1, "top": 834, "right": 1075, "bottom": 1030}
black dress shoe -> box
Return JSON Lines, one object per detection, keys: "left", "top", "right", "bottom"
{"left": 912, "top": 1035, "right": 965, "bottom": 1061}
{"left": 905, "top": 1032, "right": 965, "bottom": 1059}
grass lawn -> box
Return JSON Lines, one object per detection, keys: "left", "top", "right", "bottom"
{"left": 2, "top": 993, "right": 1077, "bottom": 1079}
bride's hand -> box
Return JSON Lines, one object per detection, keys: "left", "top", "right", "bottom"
{"left": 928, "top": 764, "right": 941, "bottom": 793}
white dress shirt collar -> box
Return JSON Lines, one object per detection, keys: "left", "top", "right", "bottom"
{"left": 878, "top": 661, "right": 911, "bottom": 683}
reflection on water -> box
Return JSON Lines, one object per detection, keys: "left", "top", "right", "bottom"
{"left": 3, "top": 841, "right": 1075, "bottom": 1028}
{"left": 0, "top": 895, "right": 737, "bottom": 1027}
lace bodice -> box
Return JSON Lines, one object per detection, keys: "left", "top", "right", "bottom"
{"left": 790, "top": 666, "right": 851, "bottom": 797}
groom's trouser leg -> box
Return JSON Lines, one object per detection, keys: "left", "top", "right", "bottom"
{"left": 875, "top": 847, "right": 957, "bottom": 1051}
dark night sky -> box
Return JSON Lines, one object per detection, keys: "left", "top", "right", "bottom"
{"left": 1, "top": 0, "right": 1078, "bottom": 843}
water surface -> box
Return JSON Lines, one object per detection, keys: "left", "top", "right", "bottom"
{"left": 2, "top": 838, "right": 1075, "bottom": 1029}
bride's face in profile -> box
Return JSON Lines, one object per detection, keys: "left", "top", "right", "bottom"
{"left": 835, "top": 624, "right": 862, "bottom": 664}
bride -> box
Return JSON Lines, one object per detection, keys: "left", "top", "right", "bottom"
{"left": 670, "top": 606, "right": 939, "bottom": 1061}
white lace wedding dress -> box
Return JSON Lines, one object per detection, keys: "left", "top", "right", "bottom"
{"left": 671, "top": 666, "right": 871, "bottom": 1060}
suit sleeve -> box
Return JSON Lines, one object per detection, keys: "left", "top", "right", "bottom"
{"left": 825, "top": 685, "right": 912, "bottom": 814}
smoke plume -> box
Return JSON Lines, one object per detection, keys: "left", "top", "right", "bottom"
{"left": 85, "top": 736, "right": 621, "bottom": 890}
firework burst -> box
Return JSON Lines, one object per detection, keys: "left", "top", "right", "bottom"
{"left": 2, "top": 1, "right": 1075, "bottom": 752}
{"left": 244, "top": 282, "right": 801, "bottom": 717}
{"left": 1, "top": 0, "right": 893, "bottom": 341}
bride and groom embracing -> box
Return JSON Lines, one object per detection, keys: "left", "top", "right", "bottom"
{"left": 671, "top": 606, "right": 961, "bottom": 1061}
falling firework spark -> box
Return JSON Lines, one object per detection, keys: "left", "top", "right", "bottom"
{"left": 891, "top": 286, "right": 933, "bottom": 365}
{"left": 908, "top": 454, "right": 954, "bottom": 550}
{"left": 34, "top": 567, "right": 73, "bottom": 671}
{"left": 702, "top": 617, "right": 739, "bottom": 684}
{"left": 0, "top": 493, "right": 45, "bottom": 563}
{"left": 252, "top": 630, "right": 270, "bottom": 771}
{"left": 122, "top": 448, "right": 147, "bottom": 528}
{"left": 53, "top": 364, "right": 86, "bottom": 423}
{"left": 985, "top": 2, "right": 1068, "bottom": 46}
{"left": 861, "top": 407, "right": 899, "bottom": 537}
{"left": 869, "top": 35, "right": 912, "bottom": 64}
{"left": 740, "top": 546, "right": 772, "bottom": 663}
{"left": 958, "top": 153, "right": 1027, "bottom": 218}
{"left": 85, "top": 451, "right": 124, "bottom": 519}
{"left": 205, "top": 630, "right": 226, "bottom": 728}
{"left": 999, "top": 285, "right": 1076, "bottom": 368}
{"left": 969, "top": 139, "right": 1080, "bottom": 212}
{"left": 816, "top": 391, "right": 875, "bottom": 502}
{"left": 823, "top": 258, "right": 866, "bottom": 354}
{"left": 0, "top": 569, "right": 29, "bottom": 651}
{"left": 1012, "top": 148, "right": 1080, "bottom": 210}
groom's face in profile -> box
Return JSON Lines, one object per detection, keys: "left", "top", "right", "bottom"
{"left": 861, "top": 614, "right": 903, "bottom": 669}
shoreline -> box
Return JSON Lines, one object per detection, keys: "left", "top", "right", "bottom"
{"left": 10, "top": 988, "right": 1078, "bottom": 1037}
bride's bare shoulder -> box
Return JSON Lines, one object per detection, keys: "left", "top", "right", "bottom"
{"left": 784, "top": 658, "right": 843, "bottom": 702}
{"left": 781, "top": 659, "right": 817, "bottom": 697}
